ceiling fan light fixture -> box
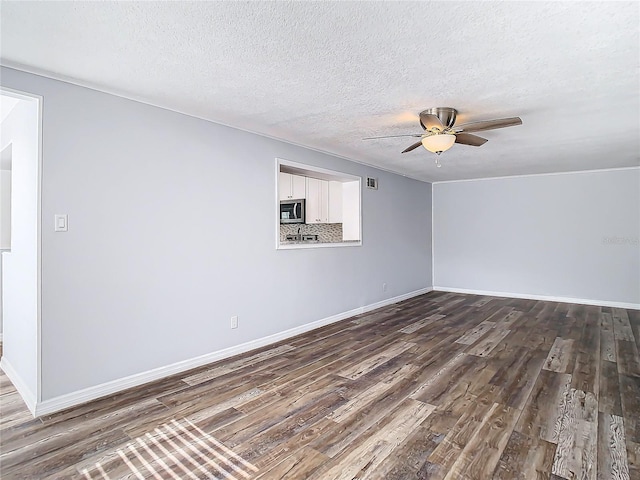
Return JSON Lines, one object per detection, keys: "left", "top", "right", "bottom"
{"left": 421, "top": 134, "right": 456, "bottom": 154}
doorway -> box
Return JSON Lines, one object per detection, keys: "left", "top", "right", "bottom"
{"left": 0, "top": 88, "right": 42, "bottom": 413}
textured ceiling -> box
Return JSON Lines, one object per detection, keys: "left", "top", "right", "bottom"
{"left": 1, "top": 1, "right": 638, "bottom": 182}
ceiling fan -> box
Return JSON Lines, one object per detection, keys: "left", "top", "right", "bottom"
{"left": 363, "top": 107, "right": 522, "bottom": 167}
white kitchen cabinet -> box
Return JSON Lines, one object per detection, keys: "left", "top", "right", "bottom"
{"left": 305, "top": 177, "right": 329, "bottom": 224}
{"left": 279, "top": 172, "right": 306, "bottom": 200}
{"left": 307, "top": 178, "right": 343, "bottom": 224}
{"left": 342, "top": 181, "right": 360, "bottom": 240}
{"left": 328, "top": 181, "right": 343, "bottom": 223}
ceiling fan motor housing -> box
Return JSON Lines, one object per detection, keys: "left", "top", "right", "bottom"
{"left": 420, "top": 107, "right": 458, "bottom": 130}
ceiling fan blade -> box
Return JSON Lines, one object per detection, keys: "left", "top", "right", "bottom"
{"left": 455, "top": 117, "right": 522, "bottom": 133}
{"left": 362, "top": 133, "right": 425, "bottom": 140}
{"left": 401, "top": 140, "right": 424, "bottom": 153}
{"left": 454, "top": 132, "right": 488, "bottom": 147}
{"left": 419, "top": 112, "right": 444, "bottom": 131}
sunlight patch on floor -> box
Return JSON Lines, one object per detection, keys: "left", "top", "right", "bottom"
{"left": 81, "top": 417, "right": 258, "bottom": 480}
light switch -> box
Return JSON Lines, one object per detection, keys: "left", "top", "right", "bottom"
{"left": 54, "top": 214, "right": 68, "bottom": 232}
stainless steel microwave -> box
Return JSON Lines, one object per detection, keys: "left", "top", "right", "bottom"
{"left": 280, "top": 199, "right": 305, "bottom": 224}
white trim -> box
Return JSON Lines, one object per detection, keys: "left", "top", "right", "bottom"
{"left": 359, "top": 174, "right": 364, "bottom": 245}
{"left": 431, "top": 183, "right": 435, "bottom": 287}
{"left": 275, "top": 157, "right": 363, "bottom": 250}
{"left": 0, "top": 63, "right": 427, "bottom": 184}
{"left": 432, "top": 165, "right": 640, "bottom": 185}
{"left": 36, "top": 93, "right": 43, "bottom": 405}
{"left": 275, "top": 160, "right": 280, "bottom": 249}
{"left": 360, "top": 287, "right": 432, "bottom": 313}
{"left": 0, "top": 87, "right": 43, "bottom": 405}
{"left": 0, "top": 357, "right": 36, "bottom": 415}
{"left": 33, "top": 286, "right": 433, "bottom": 417}
{"left": 433, "top": 286, "right": 640, "bottom": 310}
{"left": 278, "top": 241, "right": 362, "bottom": 250}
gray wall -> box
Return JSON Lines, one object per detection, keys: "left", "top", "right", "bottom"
{"left": 433, "top": 168, "right": 640, "bottom": 306}
{"left": 0, "top": 67, "right": 432, "bottom": 401}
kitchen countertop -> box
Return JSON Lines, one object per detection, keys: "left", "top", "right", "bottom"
{"left": 280, "top": 240, "right": 360, "bottom": 245}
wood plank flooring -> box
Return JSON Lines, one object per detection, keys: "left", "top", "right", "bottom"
{"left": 1, "top": 292, "right": 638, "bottom": 479}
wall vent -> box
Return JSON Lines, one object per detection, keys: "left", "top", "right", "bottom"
{"left": 366, "top": 177, "right": 378, "bottom": 190}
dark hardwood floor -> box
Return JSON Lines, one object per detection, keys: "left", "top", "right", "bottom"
{"left": 1, "top": 292, "right": 638, "bottom": 479}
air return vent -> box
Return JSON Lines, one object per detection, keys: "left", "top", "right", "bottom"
{"left": 366, "top": 177, "right": 378, "bottom": 190}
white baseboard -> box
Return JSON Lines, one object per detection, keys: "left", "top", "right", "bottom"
{"left": 0, "top": 356, "right": 37, "bottom": 415}
{"left": 34, "top": 286, "right": 433, "bottom": 417}
{"left": 360, "top": 287, "right": 433, "bottom": 314}
{"left": 433, "top": 286, "right": 640, "bottom": 310}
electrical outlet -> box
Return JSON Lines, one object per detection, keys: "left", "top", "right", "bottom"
{"left": 382, "top": 283, "right": 387, "bottom": 292}
{"left": 231, "top": 315, "right": 238, "bottom": 329}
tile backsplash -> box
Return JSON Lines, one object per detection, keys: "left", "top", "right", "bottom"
{"left": 280, "top": 223, "right": 343, "bottom": 243}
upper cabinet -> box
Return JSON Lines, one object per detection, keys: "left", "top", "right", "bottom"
{"left": 306, "top": 178, "right": 345, "bottom": 224}
{"left": 306, "top": 177, "right": 329, "bottom": 224}
{"left": 328, "top": 181, "right": 343, "bottom": 223}
{"left": 279, "top": 172, "right": 306, "bottom": 201}
{"left": 342, "top": 181, "right": 360, "bottom": 240}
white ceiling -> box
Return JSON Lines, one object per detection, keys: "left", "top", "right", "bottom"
{"left": 1, "top": 1, "right": 638, "bottom": 182}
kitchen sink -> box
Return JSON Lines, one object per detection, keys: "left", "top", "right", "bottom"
{"left": 285, "top": 234, "right": 319, "bottom": 242}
